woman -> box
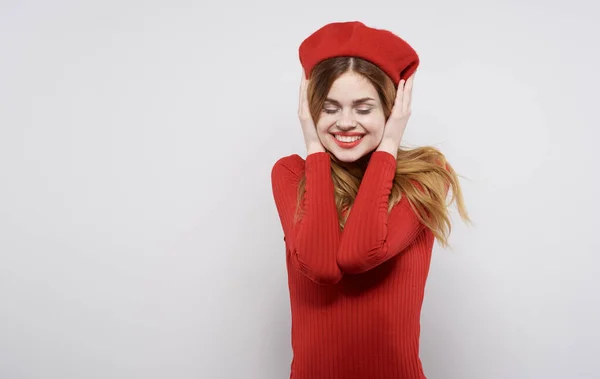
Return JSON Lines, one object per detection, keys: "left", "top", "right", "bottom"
{"left": 271, "top": 21, "right": 469, "bottom": 379}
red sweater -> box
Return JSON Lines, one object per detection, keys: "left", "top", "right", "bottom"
{"left": 271, "top": 151, "right": 435, "bottom": 379}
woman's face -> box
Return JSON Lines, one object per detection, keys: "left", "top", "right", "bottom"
{"left": 316, "top": 71, "right": 386, "bottom": 162}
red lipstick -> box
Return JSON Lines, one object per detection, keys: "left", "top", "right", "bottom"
{"left": 331, "top": 133, "right": 365, "bottom": 149}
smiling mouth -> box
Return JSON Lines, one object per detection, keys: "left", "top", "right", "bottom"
{"left": 333, "top": 134, "right": 363, "bottom": 143}
{"left": 331, "top": 133, "right": 365, "bottom": 149}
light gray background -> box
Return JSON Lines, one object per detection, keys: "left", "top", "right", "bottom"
{"left": 1, "top": 1, "right": 599, "bottom": 378}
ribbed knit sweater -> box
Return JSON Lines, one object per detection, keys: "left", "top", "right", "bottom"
{"left": 271, "top": 150, "right": 435, "bottom": 379}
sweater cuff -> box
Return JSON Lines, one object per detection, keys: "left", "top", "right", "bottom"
{"left": 305, "top": 152, "right": 331, "bottom": 175}
{"left": 368, "top": 151, "right": 398, "bottom": 181}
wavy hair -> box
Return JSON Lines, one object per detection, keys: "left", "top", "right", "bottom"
{"left": 296, "top": 57, "right": 470, "bottom": 247}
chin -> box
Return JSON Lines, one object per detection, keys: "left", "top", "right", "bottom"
{"left": 326, "top": 145, "right": 373, "bottom": 163}
{"left": 331, "top": 151, "right": 362, "bottom": 162}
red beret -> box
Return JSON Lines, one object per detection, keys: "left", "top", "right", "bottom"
{"left": 299, "top": 21, "right": 419, "bottom": 85}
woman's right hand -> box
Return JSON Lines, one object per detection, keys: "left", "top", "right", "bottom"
{"left": 298, "top": 69, "right": 326, "bottom": 154}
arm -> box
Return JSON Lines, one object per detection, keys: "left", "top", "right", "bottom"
{"left": 271, "top": 153, "right": 343, "bottom": 284}
{"left": 336, "top": 151, "right": 426, "bottom": 274}
{"left": 336, "top": 74, "right": 432, "bottom": 273}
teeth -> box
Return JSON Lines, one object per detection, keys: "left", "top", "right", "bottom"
{"left": 335, "top": 135, "right": 362, "bottom": 143}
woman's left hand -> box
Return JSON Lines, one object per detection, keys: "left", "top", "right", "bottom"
{"left": 376, "top": 73, "right": 415, "bottom": 157}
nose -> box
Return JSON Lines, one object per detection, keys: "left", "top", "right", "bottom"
{"left": 336, "top": 114, "right": 357, "bottom": 130}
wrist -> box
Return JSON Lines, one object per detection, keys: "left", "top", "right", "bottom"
{"left": 306, "top": 141, "right": 326, "bottom": 155}
{"left": 376, "top": 138, "right": 400, "bottom": 158}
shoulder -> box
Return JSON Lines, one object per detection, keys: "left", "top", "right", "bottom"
{"left": 271, "top": 154, "right": 305, "bottom": 183}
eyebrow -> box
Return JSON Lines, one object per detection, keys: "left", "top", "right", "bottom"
{"left": 324, "top": 97, "right": 376, "bottom": 106}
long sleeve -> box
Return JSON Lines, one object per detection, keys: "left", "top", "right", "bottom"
{"left": 271, "top": 152, "right": 342, "bottom": 284}
{"left": 337, "top": 151, "right": 426, "bottom": 274}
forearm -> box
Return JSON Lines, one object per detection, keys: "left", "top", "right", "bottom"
{"left": 294, "top": 152, "right": 343, "bottom": 284}
{"left": 336, "top": 151, "right": 402, "bottom": 273}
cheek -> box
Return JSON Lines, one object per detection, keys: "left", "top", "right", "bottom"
{"left": 316, "top": 116, "right": 334, "bottom": 134}
{"left": 360, "top": 115, "right": 386, "bottom": 136}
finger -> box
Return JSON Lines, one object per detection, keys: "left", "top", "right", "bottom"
{"left": 403, "top": 75, "right": 414, "bottom": 113}
{"left": 405, "top": 75, "right": 414, "bottom": 91}
{"left": 299, "top": 70, "right": 310, "bottom": 117}
{"left": 406, "top": 74, "right": 415, "bottom": 91}
{"left": 299, "top": 69, "right": 306, "bottom": 111}
{"left": 393, "top": 79, "right": 405, "bottom": 116}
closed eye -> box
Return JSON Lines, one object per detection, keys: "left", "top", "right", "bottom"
{"left": 323, "top": 108, "right": 372, "bottom": 114}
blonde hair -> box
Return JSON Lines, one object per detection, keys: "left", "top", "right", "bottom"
{"left": 297, "top": 57, "right": 470, "bottom": 247}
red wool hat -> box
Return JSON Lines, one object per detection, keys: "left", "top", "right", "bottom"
{"left": 299, "top": 21, "right": 419, "bottom": 85}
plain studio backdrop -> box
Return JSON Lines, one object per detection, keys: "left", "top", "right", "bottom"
{"left": 1, "top": 1, "right": 599, "bottom": 378}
